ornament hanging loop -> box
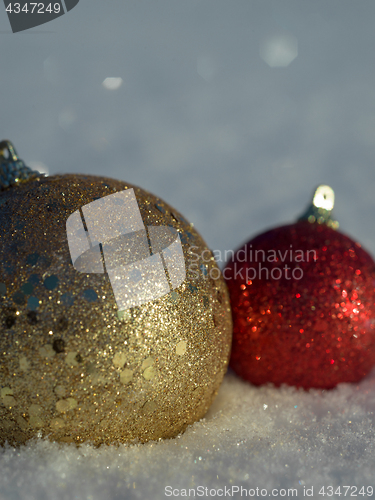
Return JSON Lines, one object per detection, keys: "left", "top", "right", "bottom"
{"left": 0, "top": 140, "right": 19, "bottom": 162}
{"left": 0, "top": 139, "right": 43, "bottom": 192}
{"left": 298, "top": 184, "right": 339, "bottom": 229}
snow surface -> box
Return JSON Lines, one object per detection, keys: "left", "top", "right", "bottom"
{"left": 1, "top": 372, "right": 375, "bottom": 499}
{"left": 2, "top": 0, "right": 375, "bottom": 498}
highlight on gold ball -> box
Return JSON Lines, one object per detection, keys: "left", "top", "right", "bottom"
{"left": 0, "top": 140, "right": 233, "bottom": 446}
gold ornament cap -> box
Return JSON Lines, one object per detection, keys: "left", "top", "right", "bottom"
{"left": 298, "top": 184, "right": 339, "bottom": 229}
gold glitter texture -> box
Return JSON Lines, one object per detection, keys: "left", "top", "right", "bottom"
{"left": 0, "top": 174, "right": 232, "bottom": 446}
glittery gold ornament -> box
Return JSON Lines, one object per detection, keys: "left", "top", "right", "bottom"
{"left": 0, "top": 141, "right": 232, "bottom": 446}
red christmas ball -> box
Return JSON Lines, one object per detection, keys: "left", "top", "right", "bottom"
{"left": 224, "top": 186, "right": 375, "bottom": 389}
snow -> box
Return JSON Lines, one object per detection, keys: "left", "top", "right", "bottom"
{"left": 1, "top": 372, "right": 375, "bottom": 499}
{"left": 2, "top": 0, "right": 375, "bottom": 497}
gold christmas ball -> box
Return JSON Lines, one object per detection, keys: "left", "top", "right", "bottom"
{"left": 0, "top": 141, "right": 232, "bottom": 446}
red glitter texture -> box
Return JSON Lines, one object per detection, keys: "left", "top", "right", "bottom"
{"left": 224, "top": 221, "right": 375, "bottom": 389}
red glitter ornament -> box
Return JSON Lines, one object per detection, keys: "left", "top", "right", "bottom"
{"left": 224, "top": 186, "right": 375, "bottom": 389}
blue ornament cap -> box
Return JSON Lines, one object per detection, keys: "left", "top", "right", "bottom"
{"left": 0, "top": 140, "right": 43, "bottom": 192}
